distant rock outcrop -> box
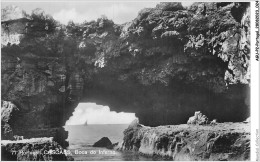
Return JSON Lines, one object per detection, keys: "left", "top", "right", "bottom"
{"left": 93, "top": 137, "right": 113, "bottom": 149}
{"left": 187, "top": 111, "right": 209, "bottom": 125}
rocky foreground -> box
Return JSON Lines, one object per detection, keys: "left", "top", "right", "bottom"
{"left": 1, "top": 137, "right": 73, "bottom": 161}
{"left": 116, "top": 121, "right": 250, "bottom": 161}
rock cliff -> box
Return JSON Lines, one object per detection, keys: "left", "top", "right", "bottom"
{"left": 1, "top": 2, "right": 250, "bottom": 150}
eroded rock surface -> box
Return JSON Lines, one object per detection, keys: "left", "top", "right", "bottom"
{"left": 118, "top": 122, "right": 250, "bottom": 161}
{"left": 1, "top": 101, "right": 19, "bottom": 140}
{"left": 187, "top": 111, "right": 209, "bottom": 125}
{"left": 1, "top": 137, "right": 73, "bottom": 161}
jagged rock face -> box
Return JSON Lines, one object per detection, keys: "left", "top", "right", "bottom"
{"left": 1, "top": 2, "right": 250, "bottom": 140}
{"left": 187, "top": 111, "right": 209, "bottom": 125}
{"left": 1, "top": 101, "right": 19, "bottom": 140}
{"left": 119, "top": 122, "right": 250, "bottom": 160}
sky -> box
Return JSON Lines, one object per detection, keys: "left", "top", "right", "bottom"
{"left": 65, "top": 103, "right": 137, "bottom": 125}
{"left": 1, "top": 1, "right": 194, "bottom": 24}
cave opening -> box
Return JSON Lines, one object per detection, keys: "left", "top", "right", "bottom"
{"left": 63, "top": 102, "right": 137, "bottom": 156}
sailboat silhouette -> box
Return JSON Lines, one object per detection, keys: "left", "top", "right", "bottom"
{"left": 84, "top": 120, "right": 88, "bottom": 126}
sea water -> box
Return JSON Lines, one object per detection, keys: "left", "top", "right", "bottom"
{"left": 64, "top": 124, "right": 156, "bottom": 161}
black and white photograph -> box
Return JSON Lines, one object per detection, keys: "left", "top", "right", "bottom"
{"left": 1, "top": 0, "right": 259, "bottom": 161}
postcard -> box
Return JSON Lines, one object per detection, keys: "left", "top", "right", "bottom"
{"left": 1, "top": 0, "right": 259, "bottom": 161}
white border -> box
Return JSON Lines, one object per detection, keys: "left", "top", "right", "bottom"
{"left": 0, "top": 1, "right": 259, "bottom": 161}
{"left": 251, "top": 1, "right": 260, "bottom": 161}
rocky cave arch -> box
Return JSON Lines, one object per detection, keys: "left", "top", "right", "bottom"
{"left": 62, "top": 72, "right": 250, "bottom": 128}
{"left": 1, "top": 2, "right": 250, "bottom": 149}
